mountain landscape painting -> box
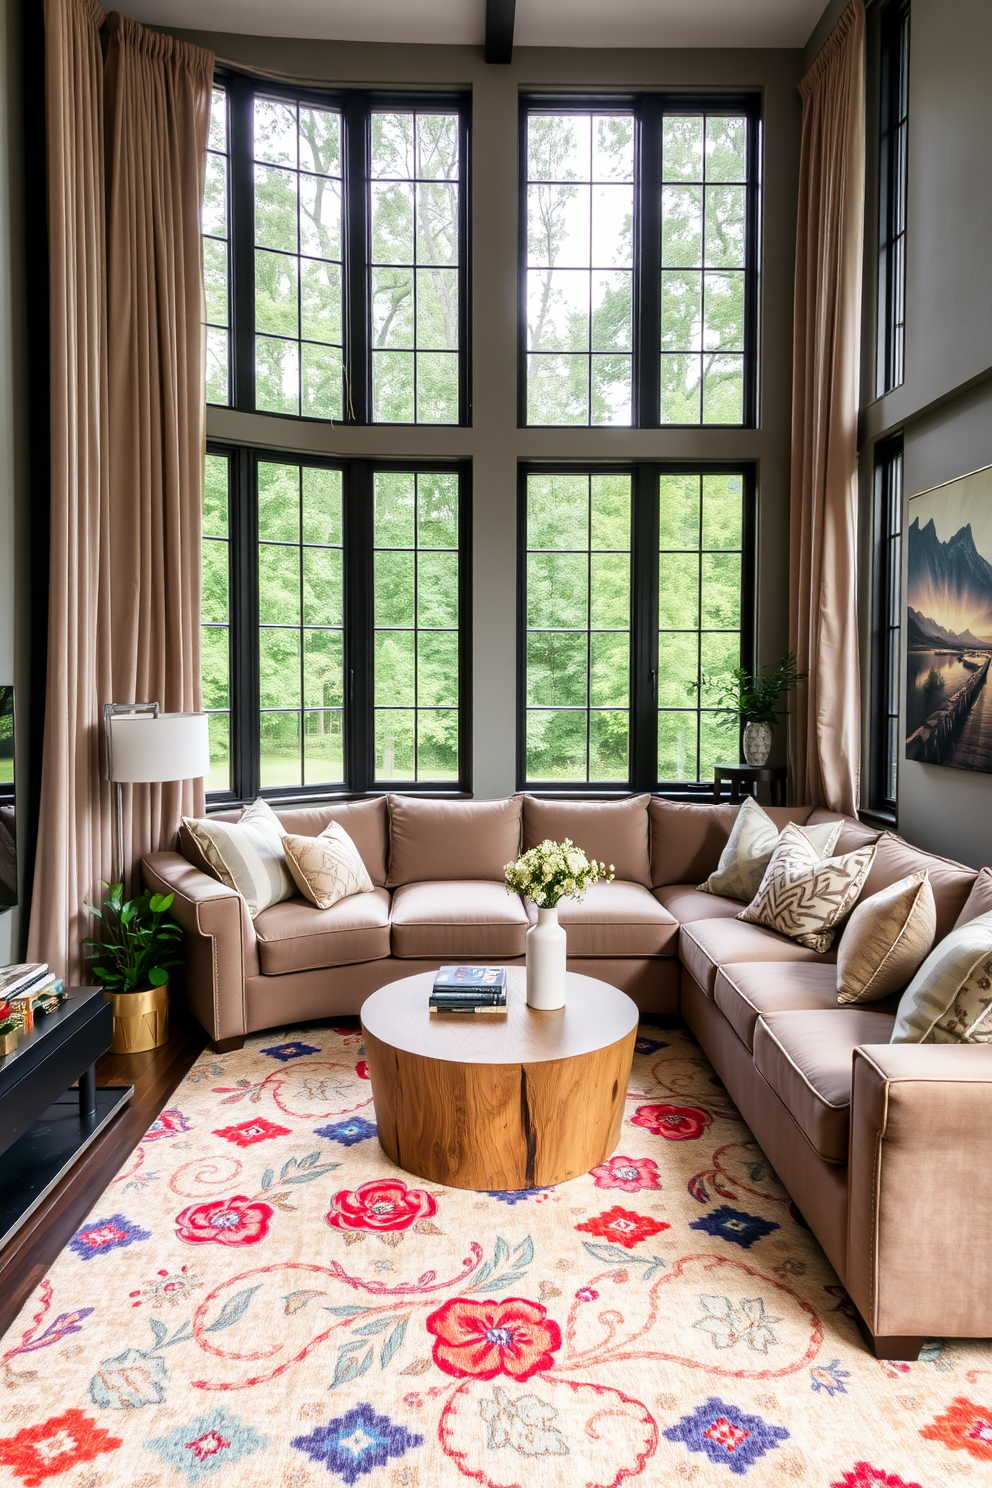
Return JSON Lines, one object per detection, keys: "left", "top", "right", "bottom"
{"left": 906, "top": 463, "right": 992, "bottom": 772}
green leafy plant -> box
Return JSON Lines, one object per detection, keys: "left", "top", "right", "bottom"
{"left": 83, "top": 883, "right": 182, "bottom": 994}
{"left": 686, "top": 652, "right": 808, "bottom": 730}
{"left": 504, "top": 839, "right": 614, "bottom": 909}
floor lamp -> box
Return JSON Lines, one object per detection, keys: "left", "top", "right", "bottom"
{"left": 105, "top": 703, "right": 210, "bottom": 888}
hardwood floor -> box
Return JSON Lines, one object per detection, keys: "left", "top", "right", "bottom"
{"left": 0, "top": 1020, "right": 205, "bottom": 1339}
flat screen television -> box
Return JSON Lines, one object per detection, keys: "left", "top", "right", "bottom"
{"left": 0, "top": 685, "right": 14, "bottom": 911}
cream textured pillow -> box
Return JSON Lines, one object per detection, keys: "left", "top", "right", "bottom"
{"left": 738, "top": 823, "right": 876, "bottom": 953}
{"left": 698, "top": 795, "right": 843, "bottom": 902}
{"left": 836, "top": 870, "right": 936, "bottom": 1003}
{"left": 281, "top": 823, "right": 375, "bottom": 910}
{"left": 891, "top": 909, "right": 992, "bottom": 1043}
{"left": 182, "top": 798, "right": 295, "bottom": 919}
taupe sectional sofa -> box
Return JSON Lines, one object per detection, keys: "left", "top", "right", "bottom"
{"left": 143, "top": 791, "right": 992, "bottom": 1359}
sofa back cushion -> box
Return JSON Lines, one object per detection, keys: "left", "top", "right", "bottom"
{"left": 649, "top": 798, "right": 814, "bottom": 888}
{"left": 954, "top": 866, "right": 992, "bottom": 929}
{"left": 185, "top": 796, "right": 389, "bottom": 887}
{"left": 386, "top": 794, "right": 522, "bottom": 886}
{"left": 857, "top": 830, "right": 976, "bottom": 942}
{"left": 806, "top": 806, "right": 879, "bottom": 856}
{"left": 522, "top": 795, "right": 651, "bottom": 887}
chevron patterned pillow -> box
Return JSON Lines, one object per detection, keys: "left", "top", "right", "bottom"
{"left": 737, "top": 823, "right": 877, "bottom": 953}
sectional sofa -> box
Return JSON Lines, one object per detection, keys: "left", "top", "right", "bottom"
{"left": 143, "top": 791, "right": 992, "bottom": 1358}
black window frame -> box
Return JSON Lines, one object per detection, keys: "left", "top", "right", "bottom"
{"left": 876, "top": 0, "right": 910, "bottom": 397}
{"left": 517, "top": 93, "right": 762, "bottom": 431}
{"left": 869, "top": 434, "right": 904, "bottom": 818}
{"left": 217, "top": 70, "right": 472, "bottom": 427}
{"left": 206, "top": 442, "right": 473, "bottom": 805}
{"left": 516, "top": 461, "right": 755, "bottom": 794}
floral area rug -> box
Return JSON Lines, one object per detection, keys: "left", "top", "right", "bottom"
{"left": 1, "top": 1021, "right": 990, "bottom": 1488}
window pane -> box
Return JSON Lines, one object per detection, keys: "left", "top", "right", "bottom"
{"left": 205, "top": 712, "right": 230, "bottom": 793}
{"left": 201, "top": 451, "right": 231, "bottom": 792}
{"left": 525, "top": 110, "right": 634, "bottom": 426}
{"left": 524, "top": 471, "right": 631, "bottom": 783}
{"left": 260, "top": 711, "right": 301, "bottom": 788}
{"left": 204, "top": 88, "right": 230, "bottom": 406}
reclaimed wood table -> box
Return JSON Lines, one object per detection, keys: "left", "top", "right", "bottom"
{"left": 361, "top": 969, "right": 638, "bottom": 1192}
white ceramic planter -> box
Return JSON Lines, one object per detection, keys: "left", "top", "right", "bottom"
{"left": 526, "top": 905, "right": 567, "bottom": 1010}
{"left": 742, "top": 721, "right": 773, "bottom": 767}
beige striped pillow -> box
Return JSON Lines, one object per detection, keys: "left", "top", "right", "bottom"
{"left": 182, "top": 799, "right": 295, "bottom": 918}
{"left": 891, "top": 909, "right": 992, "bottom": 1043}
{"left": 737, "top": 823, "right": 876, "bottom": 953}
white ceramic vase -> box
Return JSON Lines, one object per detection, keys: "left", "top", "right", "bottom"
{"left": 742, "top": 721, "right": 772, "bottom": 767}
{"left": 526, "top": 905, "right": 567, "bottom": 1010}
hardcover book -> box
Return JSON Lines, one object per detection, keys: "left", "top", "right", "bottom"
{"left": 433, "top": 965, "right": 507, "bottom": 990}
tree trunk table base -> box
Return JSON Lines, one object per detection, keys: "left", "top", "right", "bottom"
{"left": 361, "top": 970, "right": 638, "bottom": 1192}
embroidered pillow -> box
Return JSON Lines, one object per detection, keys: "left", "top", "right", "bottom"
{"left": 698, "top": 795, "right": 844, "bottom": 903}
{"left": 181, "top": 798, "right": 295, "bottom": 918}
{"left": 281, "top": 823, "right": 375, "bottom": 910}
{"left": 891, "top": 909, "right": 992, "bottom": 1043}
{"left": 837, "top": 870, "right": 937, "bottom": 1003}
{"left": 737, "top": 823, "right": 877, "bottom": 953}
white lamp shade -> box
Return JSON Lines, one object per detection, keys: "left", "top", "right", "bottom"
{"left": 109, "top": 712, "right": 211, "bottom": 783}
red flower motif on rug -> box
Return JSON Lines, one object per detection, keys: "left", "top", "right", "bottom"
{"left": 325, "top": 1179, "right": 437, "bottom": 1232}
{"left": 212, "top": 1117, "right": 292, "bottom": 1147}
{"left": 920, "top": 1397, "right": 992, "bottom": 1461}
{"left": 0, "top": 1410, "right": 121, "bottom": 1487}
{"left": 174, "top": 1195, "right": 274, "bottom": 1246}
{"left": 831, "top": 1465, "right": 923, "bottom": 1488}
{"left": 356, "top": 1059, "right": 370, "bottom": 1079}
{"left": 630, "top": 1102, "right": 713, "bottom": 1140}
{"left": 588, "top": 1154, "right": 661, "bottom": 1192}
{"left": 426, "top": 1296, "right": 561, "bottom": 1381}
{"left": 575, "top": 1206, "right": 671, "bottom": 1249}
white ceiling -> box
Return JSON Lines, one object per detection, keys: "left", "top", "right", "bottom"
{"left": 124, "top": 0, "right": 829, "bottom": 49}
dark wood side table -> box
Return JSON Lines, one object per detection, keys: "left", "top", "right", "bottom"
{"left": 0, "top": 987, "right": 132, "bottom": 1248}
{"left": 713, "top": 763, "right": 788, "bottom": 807}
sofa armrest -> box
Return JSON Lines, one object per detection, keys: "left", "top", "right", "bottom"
{"left": 847, "top": 1043, "right": 992, "bottom": 1341}
{"left": 142, "top": 852, "right": 258, "bottom": 1044}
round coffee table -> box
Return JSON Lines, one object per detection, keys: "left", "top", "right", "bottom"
{"left": 361, "top": 969, "right": 638, "bottom": 1191}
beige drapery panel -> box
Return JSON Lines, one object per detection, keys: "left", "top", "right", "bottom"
{"left": 788, "top": 0, "right": 866, "bottom": 816}
{"left": 28, "top": 1, "right": 213, "bottom": 979}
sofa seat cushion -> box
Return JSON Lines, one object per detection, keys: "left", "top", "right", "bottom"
{"left": 390, "top": 881, "right": 529, "bottom": 959}
{"left": 525, "top": 882, "right": 678, "bottom": 957}
{"left": 753, "top": 1009, "right": 896, "bottom": 1163}
{"left": 714, "top": 962, "right": 904, "bottom": 1052}
{"left": 254, "top": 887, "right": 392, "bottom": 974}
{"left": 654, "top": 884, "right": 742, "bottom": 924}
{"left": 680, "top": 917, "right": 836, "bottom": 997}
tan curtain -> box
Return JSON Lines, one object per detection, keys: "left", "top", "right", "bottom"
{"left": 104, "top": 13, "right": 214, "bottom": 883}
{"left": 788, "top": 0, "right": 866, "bottom": 815}
{"left": 28, "top": 4, "right": 214, "bottom": 979}
{"left": 28, "top": 0, "right": 111, "bottom": 982}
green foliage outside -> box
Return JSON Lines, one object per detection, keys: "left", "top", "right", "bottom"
{"left": 204, "top": 88, "right": 230, "bottom": 404}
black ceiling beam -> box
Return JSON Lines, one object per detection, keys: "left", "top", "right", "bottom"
{"left": 485, "top": 0, "right": 516, "bottom": 64}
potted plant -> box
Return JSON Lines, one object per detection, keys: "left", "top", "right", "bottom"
{"left": 505, "top": 840, "right": 613, "bottom": 1010}
{"left": 83, "top": 883, "right": 182, "bottom": 1052}
{"left": 686, "top": 652, "right": 807, "bottom": 767}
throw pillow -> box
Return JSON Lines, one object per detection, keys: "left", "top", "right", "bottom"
{"left": 281, "top": 823, "right": 375, "bottom": 910}
{"left": 698, "top": 795, "right": 844, "bottom": 902}
{"left": 182, "top": 798, "right": 295, "bottom": 918}
{"left": 738, "top": 823, "right": 877, "bottom": 952}
{"left": 836, "top": 869, "right": 937, "bottom": 1003}
{"left": 891, "top": 909, "right": 992, "bottom": 1043}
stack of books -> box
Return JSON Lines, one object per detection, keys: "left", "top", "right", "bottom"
{"left": 0, "top": 964, "right": 67, "bottom": 1040}
{"left": 429, "top": 966, "right": 508, "bottom": 1014}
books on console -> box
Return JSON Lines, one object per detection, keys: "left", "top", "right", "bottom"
{"left": 430, "top": 965, "right": 507, "bottom": 1013}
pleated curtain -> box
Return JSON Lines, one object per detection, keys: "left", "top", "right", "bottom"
{"left": 788, "top": 0, "right": 866, "bottom": 816}
{"left": 28, "top": 0, "right": 213, "bottom": 980}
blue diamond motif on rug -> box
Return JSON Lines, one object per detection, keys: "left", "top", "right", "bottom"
{"left": 68, "top": 1214, "right": 150, "bottom": 1260}
{"left": 261, "top": 1040, "right": 321, "bottom": 1061}
{"left": 145, "top": 1408, "right": 269, "bottom": 1483}
{"left": 315, "top": 1116, "right": 378, "bottom": 1146}
{"left": 663, "top": 1395, "right": 789, "bottom": 1474}
{"left": 689, "top": 1204, "right": 780, "bottom": 1249}
{"left": 292, "top": 1404, "right": 423, "bottom": 1483}
{"left": 486, "top": 1187, "right": 548, "bottom": 1204}
{"left": 634, "top": 1036, "right": 669, "bottom": 1054}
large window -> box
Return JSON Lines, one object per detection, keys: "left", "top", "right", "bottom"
{"left": 519, "top": 465, "right": 752, "bottom": 790}
{"left": 870, "top": 436, "right": 904, "bottom": 815}
{"left": 205, "top": 449, "right": 469, "bottom": 802}
{"left": 876, "top": 0, "right": 910, "bottom": 396}
{"left": 521, "top": 97, "right": 759, "bottom": 428}
{"left": 211, "top": 79, "right": 468, "bottom": 424}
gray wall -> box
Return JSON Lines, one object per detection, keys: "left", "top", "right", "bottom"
{"left": 170, "top": 32, "right": 804, "bottom": 797}
{"left": 859, "top": 0, "right": 992, "bottom": 865}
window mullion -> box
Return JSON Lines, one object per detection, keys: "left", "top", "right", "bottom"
{"left": 631, "top": 464, "right": 659, "bottom": 789}
{"left": 228, "top": 74, "right": 256, "bottom": 412}
{"left": 345, "top": 459, "right": 374, "bottom": 790}
{"left": 635, "top": 100, "right": 661, "bottom": 428}
{"left": 231, "top": 446, "right": 260, "bottom": 799}
{"left": 345, "top": 94, "right": 370, "bottom": 424}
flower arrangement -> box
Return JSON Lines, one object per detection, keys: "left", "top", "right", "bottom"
{"left": 504, "top": 838, "right": 614, "bottom": 908}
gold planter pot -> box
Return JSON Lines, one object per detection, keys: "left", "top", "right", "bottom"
{"left": 106, "top": 982, "right": 169, "bottom": 1053}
